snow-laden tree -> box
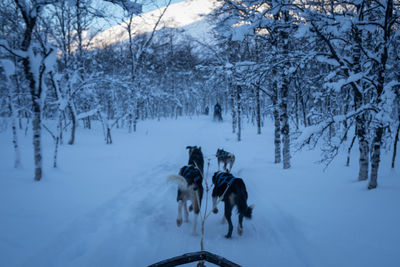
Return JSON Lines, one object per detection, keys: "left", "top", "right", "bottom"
{"left": 210, "top": 0, "right": 302, "bottom": 167}
{"left": 0, "top": 0, "right": 58, "bottom": 181}
{"left": 296, "top": 0, "right": 399, "bottom": 189}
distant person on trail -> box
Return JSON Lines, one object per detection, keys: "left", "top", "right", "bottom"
{"left": 204, "top": 106, "right": 209, "bottom": 115}
{"left": 213, "top": 102, "right": 223, "bottom": 122}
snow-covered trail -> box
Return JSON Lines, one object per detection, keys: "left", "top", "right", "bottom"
{"left": 1, "top": 116, "right": 399, "bottom": 266}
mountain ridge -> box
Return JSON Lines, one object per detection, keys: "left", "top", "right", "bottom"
{"left": 89, "top": 0, "right": 218, "bottom": 49}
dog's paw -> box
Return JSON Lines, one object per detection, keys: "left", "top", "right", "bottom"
{"left": 224, "top": 234, "right": 232, "bottom": 239}
{"left": 212, "top": 208, "right": 218, "bottom": 214}
{"left": 237, "top": 227, "right": 243, "bottom": 236}
{"left": 176, "top": 218, "right": 182, "bottom": 227}
{"left": 189, "top": 205, "right": 193, "bottom": 212}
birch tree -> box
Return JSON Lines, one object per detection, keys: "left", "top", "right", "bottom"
{"left": 0, "top": 0, "right": 58, "bottom": 181}
{"left": 1, "top": 60, "right": 21, "bottom": 168}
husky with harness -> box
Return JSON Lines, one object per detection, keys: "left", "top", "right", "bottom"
{"left": 212, "top": 171, "right": 253, "bottom": 238}
{"left": 168, "top": 146, "right": 204, "bottom": 235}
{"left": 186, "top": 146, "right": 204, "bottom": 175}
{"left": 216, "top": 148, "right": 235, "bottom": 172}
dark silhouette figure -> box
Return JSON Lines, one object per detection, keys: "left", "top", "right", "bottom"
{"left": 204, "top": 106, "right": 209, "bottom": 115}
{"left": 213, "top": 103, "right": 223, "bottom": 122}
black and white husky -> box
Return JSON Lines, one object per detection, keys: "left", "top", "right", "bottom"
{"left": 211, "top": 171, "right": 253, "bottom": 238}
{"left": 186, "top": 146, "right": 204, "bottom": 175}
{"left": 216, "top": 148, "right": 235, "bottom": 172}
{"left": 167, "top": 146, "right": 204, "bottom": 234}
{"left": 168, "top": 165, "right": 203, "bottom": 235}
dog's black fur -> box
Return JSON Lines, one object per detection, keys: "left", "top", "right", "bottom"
{"left": 186, "top": 146, "right": 204, "bottom": 174}
{"left": 216, "top": 148, "right": 235, "bottom": 172}
{"left": 177, "top": 165, "right": 204, "bottom": 212}
{"left": 168, "top": 164, "right": 204, "bottom": 234}
{"left": 212, "top": 171, "right": 253, "bottom": 238}
{"left": 168, "top": 146, "right": 205, "bottom": 234}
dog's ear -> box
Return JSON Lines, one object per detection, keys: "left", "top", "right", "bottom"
{"left": 212, "top": 172, "right": 217, "bottom": 184}
{"left": 186, "top": 146, "right": 192, "bottom": 150}
{"left": 199, "top": 146, "right": 202, "bottom": 151}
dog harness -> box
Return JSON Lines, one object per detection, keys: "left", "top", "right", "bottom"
{"left": 180, "top": 165, "right": 202, "bottom": 183}
{"left": 215, "top": 172, "right": 235, "bottom": 188}
{"left": 217, "top": 150, "right": 231, "bottom": 160}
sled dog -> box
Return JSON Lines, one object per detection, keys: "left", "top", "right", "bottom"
{"left": 211, "top": 171, "right": 253, "bottom": 238}
{"left": 216, "top": 149, "right": 235, "bottom": 172}
{"left": 168, "top": 165, "right": 203, "bottom": 235}
{"left": 186, "top": 146, "right": 204, "bottom": 175}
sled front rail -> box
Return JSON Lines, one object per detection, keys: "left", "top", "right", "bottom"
{"left": 148, "top": 250, "right": 241, "bottom": 267}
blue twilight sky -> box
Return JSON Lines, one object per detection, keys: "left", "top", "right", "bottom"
{"left": 93, "top": 0, "right": 186, "bottom": 32}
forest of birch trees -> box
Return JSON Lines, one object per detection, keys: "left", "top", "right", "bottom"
{"left": 0, "top": 0, "right": 399, "bottom": 190}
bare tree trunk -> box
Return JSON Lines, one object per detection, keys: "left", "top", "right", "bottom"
{"left": 230, "top": 86, "right": 236, "bottom": 134}
{"left": 392, "top": 121, "right": 400, "bottom": 168}
{"left": 272, "top": 92, "right": 281, "bottom": 163}
{"left": 237, "top": 86, "right": 242, "bottom": 142}
{"left": 300, "top": 93, "right": 308, "bottom": 127}
{"left": 15, "top": 1, "right": 44, "bottom": 181}
{"left": 128, "top": 113, "right": 133, "bottom": 133}
{"left": 127, "top": 15, "right": 135, "bottom": 80}
{"left": 9, "top": 96, "right": 21, "bottom": 168}
{"left": 369, "top": 126, "right": 383, "bottom": 189}
{"left": 368, "top": 0, "right": 393, "bottom": 188}
{"left": 134, "top": 103, "right": 139, "bottom": 132}
{"left": 68, "top": 103, "right": 76, "bottom": 145}
{"left": 4, "top": 67, "right": 21, "bottom": 168}
{"left": 358, "top": 132, "right": 369, "bottom": 181}
{"left": 98, "top": 112, "right": 112, "bottom": 144}
{"left": 294, "top": 89, "right": 299, "bottom": 130}
{"left": 353, "top": 81, "right": 369, "bottom": 181}
{"left": 23, "top": 50, "right": 43, "bottom": 181}
{"left": 280, "top": 89, "right": 290, "bottom": 169}
{"left": 346, "top": 134, "right": 357, "bottom": 167}
{"left": 106, "top": 128, "right": 112, "bottom": 144}
{"left": 98, "top": 111, "right": 107, "bottom": 140}
{"left": 59, "top": 111, "right": 65, "bottom": 145}
{"left": 11, "top": 117, "right": 21, "bottom": 168}
{"left": 351, "top": 10, "right": 369, "bottom": 181}
{"left": 256, "top": 86, "right": 261, "bottom": 135}
{"left": 280, "top": 10, "right": 291, "bottom": 169}
{"left": 32, "top": 100, "right": 42, "bottom": 181}
{"left": 25, "top": 116, "right": 30, "bottom": 136}
{"left": 52, "top": 113, "right": 64, "bottom": 168}
{"left": 53, "top": 137, "right": 59, "bottom": 168}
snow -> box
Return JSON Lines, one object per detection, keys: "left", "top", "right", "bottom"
{"left": 0, "top": 59, "right": 15, "bottom": 77}
{"left": 0, "top": 116, "right": 400, "bottom": 266}
{"left": 316, "top": 55, "right": 340, "bottom": 67}
{"left": 44, "top": 48, "right": 58, "bottom": 73}
{"left": 28, "top": 46, "right": 42, "bottom": 87}
{"left": 231, "top": 24, "right": 253, "bottom": 42}
{"left": 76, "top": 109, "right": 99, "bottom": 120}
{"left": 294, "top": 23, "right": 311, "bottom": 38}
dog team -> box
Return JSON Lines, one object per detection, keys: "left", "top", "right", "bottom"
{"left": 167, "top": 146, "right": 253, "bottom": 239}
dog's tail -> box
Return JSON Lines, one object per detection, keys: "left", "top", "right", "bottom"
{"left": 167, "top": 174, "right": 187, "bottom": 190}
{"left": 236, "top": 178, "right": 253, "bottom": 219}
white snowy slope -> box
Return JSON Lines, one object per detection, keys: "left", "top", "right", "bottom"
{"left": 0, "top": 116, "right": 399, "bottom": 267}
{"left": 90, "top": 0, "right": 218, "bottom": 49}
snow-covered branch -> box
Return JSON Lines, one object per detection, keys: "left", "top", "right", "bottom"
{"left": 296, "top": 104, "right": 379, "bottom": 151}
